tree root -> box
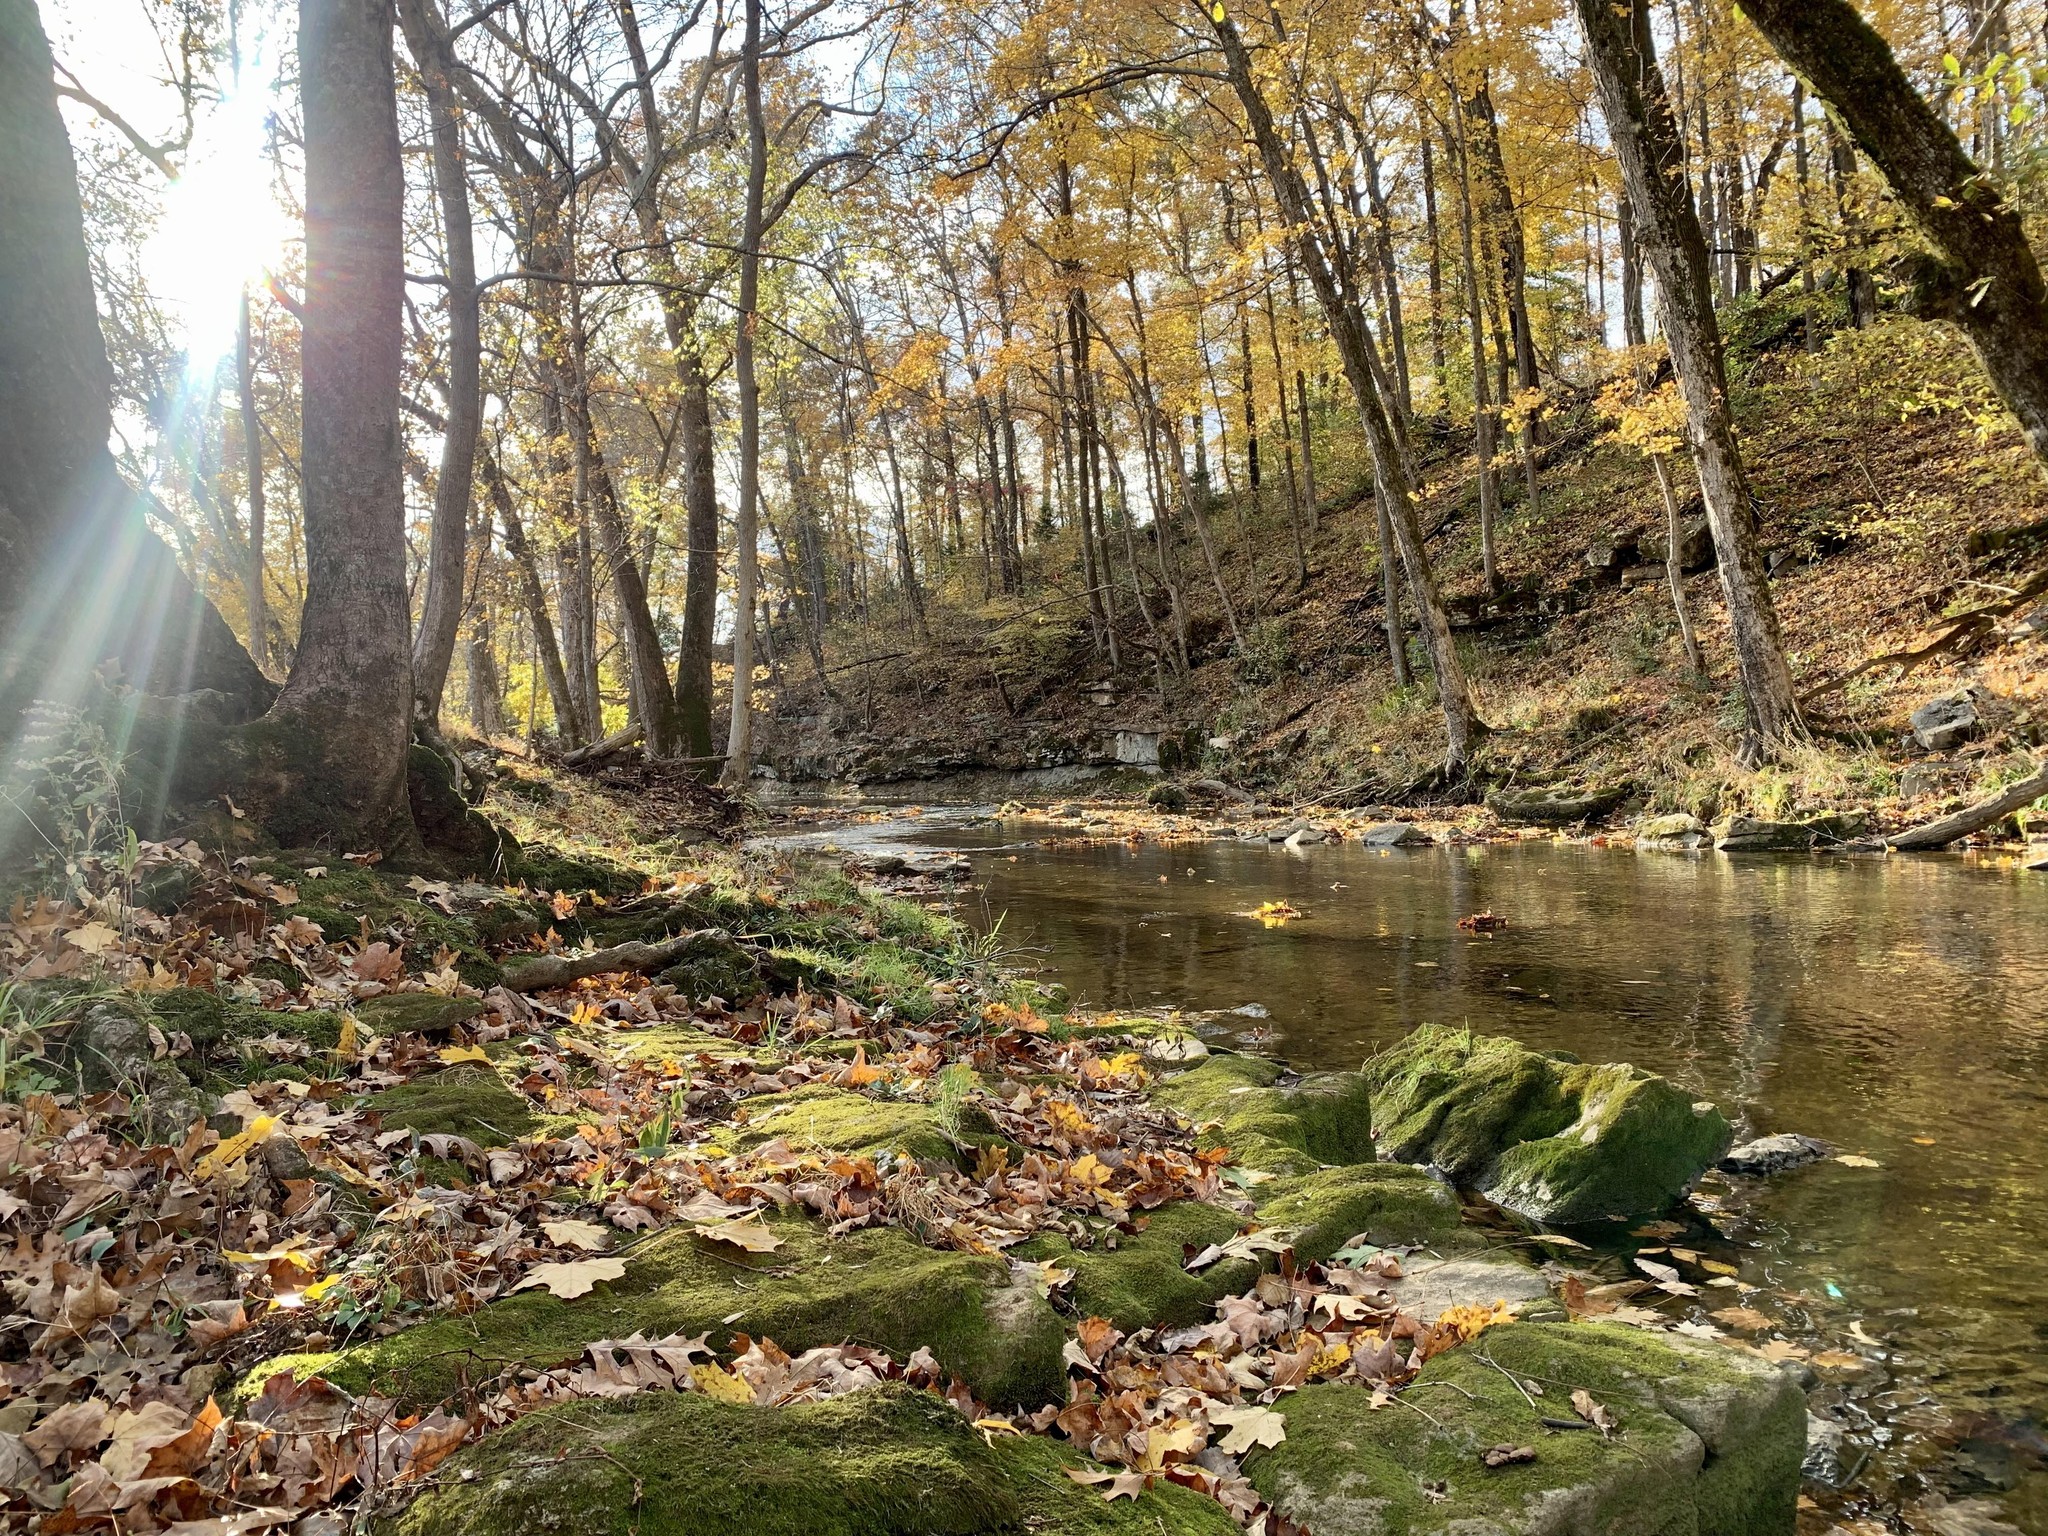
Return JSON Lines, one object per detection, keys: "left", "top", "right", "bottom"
{"left": 499, "top": 927, "right": 743, "bottom": 992}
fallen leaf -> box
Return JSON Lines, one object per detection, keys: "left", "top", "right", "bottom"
{"left": 689, "top": 1364, "right": 756, "bottom": 1403}
{"left": 511, "top": 1257, "right": 628, "bottom": 1299}
{"left": 1482, "top": 1444, "right": 1537, "bottom": 1468}
{"left": 692, "top": 1217, "right": 783, "bottom": 1254}
{"left": 435, "top": 1045, "right": 490, "bottom": 1065}
{"left": 1571, "top": 1389, "right": 1618, "bottom": 1438}
{"left": 1209, "top": 1404, "right": 1287, "bottom": 1455}
{"left": 1709, "top": 1307, "right": 1775, "bottom": 1332}
{"left": 1834, "top": 1154, "right": 1882, "bottom": 1169}
{"left": 542, "top": 1219, "right": 614, "bottom": 1252}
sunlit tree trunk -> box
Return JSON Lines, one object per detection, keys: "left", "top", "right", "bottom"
{"left": 1577, "top": 0, "right": 1805, "bottom": 758}
{"left": 723, "top": 0, "right": 767, "bottom": 786}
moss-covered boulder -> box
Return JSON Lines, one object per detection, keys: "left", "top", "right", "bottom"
{"left": 366, "top": 1065, "right": 539, "bottom": 1146}
{"left": 353, "top": 992, "right": 482, "bottom": 1038}
{"left": 302, "top": 1210, "right": 1067, "bottom": 1410}
{"left": 1363, "top": 1026, "right": 1731, "bottom": 1223}
{"left": 383, "top": 1383, "right": 1237, "bottom": 1536}
{"left": 1249, "top": 1321, "right": 1804, "bottom": 1536}
{"left": 725, "top": 1084, "right": 960, "bottom": 1163}
{"left": 1153, "top": 1054, "right": 1375, "bottom": 1174}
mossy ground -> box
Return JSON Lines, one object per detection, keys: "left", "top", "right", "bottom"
{"left": 1249, "top": 1322, "right": 1804, "bottom": 1536}
{"left": 307, "top": 1209, "right": 1069, "bottom": 1411}
{"left": 383, "top": 1382, "right": 1239, "bottom": 1536}
{"left": 1151, "top": 1054, "right": 1376, "bottom": 1174}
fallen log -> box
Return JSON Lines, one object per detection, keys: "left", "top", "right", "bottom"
{"left": 562, "top": 723, "right": 643, "bottom": 766}
{"left": 500, "top": 927, "right": 739, "bottom": 992}
{"left": 1886, "top": 758, "right": 2048, "bottom": 850}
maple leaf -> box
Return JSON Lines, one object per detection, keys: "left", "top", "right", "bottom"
{"left": 543, "top": 1219, "right": 615, "bottom": 1252}
{"left": 836, "top": 1045, "right": 888, "bottom": 1088}
{"left": 512, "top": 1257, "right": 629, "bottom": 1299}
{"left": 1209, "top": 1404, "right": 1287, "bottom": 1455}
{"left": 692, "top": 1217, "right": 783, "bottom": 1254}
{"left": 689, "top": 1363, "right": 757, "bottom": 1403}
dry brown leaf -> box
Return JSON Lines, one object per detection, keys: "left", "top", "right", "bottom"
{"left": 510, "top": 1257, "right": 628, "bottom": 1299}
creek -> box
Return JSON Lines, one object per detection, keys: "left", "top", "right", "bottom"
{"left": 777, "top": 804, "right": 2048, "bottom": 1527}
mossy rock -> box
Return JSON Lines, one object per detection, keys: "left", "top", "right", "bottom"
{"left": 305, "top": 1210, "right": 1067, "bottom": 1410}
{"left": 1249, "top": 1321, "right": 1804, "bottom": 1536}
{"left": 1363, "top": 1026, "right": 1731, "bottom": 1224}
{"left": 1153, "top": 1054, "right": 1374, "bottom": 1174}
{"left": 726, "top": 1085, "right": 960, "bottom": 1164}
{"left": 1019, "top": 1166, "right": 1460, "bottom": 1336}
{"left": 651, "top": 928, "right": 765, "bottom": 1002}
{"left": 381, "top": 1382, "right": 1238, "bottom": 1536}
{"left": 143, "top": 989, "right": 346, "bottom": 1059}
{"left": 367, "top": 1066, "right": 539, "bottom": 1146}
{"left": 353, "top": 993, "right": 482, "bottom": 1038}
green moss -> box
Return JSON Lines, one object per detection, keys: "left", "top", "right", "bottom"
{"left": 352, "top": 993, "right": 482, "bottom": 1038}
{"left": 316, "top": 1211, "right": 1067, "bottom": 1411}
{"left": 1363, "top": 1026, "right": 1732, "bottom": 1223}
{"left": 367, "top": 1066, "right": 539, "bottom": 1146}
{"left": 1248, "top": 1322, "right": 1803, "bottom": 1536}
{"left": 1253, "top": 1163, "right": 1462, "bottom": 1258}
{"left": 381, "top": 1383, "right": 1236, "bottom": 1536}
{"left": 729, "top": 1085, "right": 956, "bottom": 1164}
{"left": 1152, "top": 1055, "right": 1374, "bottom": 1174}
{"left": 1022, "top": 1200, "right": 1258, "bottom": 1332}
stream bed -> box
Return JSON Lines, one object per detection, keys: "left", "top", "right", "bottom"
{"left": 781, "top": 806, "right": 2048, "bottom": 1530}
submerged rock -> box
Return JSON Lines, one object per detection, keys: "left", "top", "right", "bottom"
{"left": 1363, "top": 1024, "right": 1732, "bottom": 1223}
{"left": 1721, "top": 1133, "right": 1831, "bottom": 1177}
{"left": 1251, "top": 1321, "right": 1803, "bottom": 1536}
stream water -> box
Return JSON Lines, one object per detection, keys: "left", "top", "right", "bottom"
{"left": 788, "top": 807, "right": 2048, "bottom": 1529}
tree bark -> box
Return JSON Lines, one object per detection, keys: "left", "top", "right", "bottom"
{"left": 396, "top": 0, "right": 478, "bottom": 728}
{"left": 1885, "top": 759, "right": 2048, "bottom": 849}
{"left": 1577, "top": 0, "right": 1806, "bottom": 758}
{"left": 1743, "top": 0, "right": 2048, "bottom": 473}
{"left": 0, "top": 0, "right": 272, "bottom": 722}
{"left": 235, "top": 291, "right": 269, "bottom": 676}
{"left": 723, "top": 0, "right": 767, "bottom": 786}
{"left": 1207, "top": 9, "right": 1483, "bottom": 769}
{"left": 256, "top": 0, "right": 417, "bottom": 851}
{"left": 673, "top": 360, "right": 720, "bottom": 760}
{"left": 485, "top": 448, "right": 576, "bottom": 741}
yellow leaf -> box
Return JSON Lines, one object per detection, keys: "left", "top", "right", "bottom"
{"left": 437, "top": 1044, "right": 490, "bottom": 1065}
{"left": 511, "top": 1257, "right": 628, "bottom": 1299}
{"left": 66, "top": 921, "right": 120, "bottom": 955}
{"left": 690, "top": 1364, "right": 757, "bottom": 1403}
{"left": 1209, "top": 1404, "right": 1286, "bottom": 1454}
{"left": 1833, "top": 1154, "right": 1881, "bottom": 1168}
{"left": 336, "top": 1013, "right": 359, "bottom": 1060}
{"left": 195, "top": 1115, "right": 282, "bottom": 1179}
{"left": 692, "top": 1217, "right": 784, "bottom": 1254}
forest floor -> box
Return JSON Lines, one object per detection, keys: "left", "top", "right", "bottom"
{"left": 763, "top": 299, "right": 2048, "bottom": 836}
{"left": 0, "top": 761, "right": 1828, "bottom": 1536}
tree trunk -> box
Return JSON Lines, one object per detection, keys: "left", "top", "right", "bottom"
{"left": 235, "top": 290, "right": 269, "bottom": 676}
{"left": 0, "top": 0, "right": 272, "bottom": 723}
{"left": 723, "top": 0, "right": 767, "bottom": 786}
{"left": 396, "top": 0, "right": 478, "bottom": 728}
{"left": 1577, "top": 0, "right": 1805, "bottom": 758}
{"left": 485, "top": 447, "right": 575, "bottom": 741}
{"left": 1210, "top": 11, "right": 1483, "bottom": 771}
{"left": 256, "top": 0, "right": 416, "bottom": 851}
{"left": 1745, "top": 0, "right": 2048, "bottom": 473}
{"left": 673, "top": 360, "right": 719, "bottom": 760}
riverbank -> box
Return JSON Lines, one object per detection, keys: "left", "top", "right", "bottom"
{"left": 0, "top": 760, "right": 1839, "bottom": 1536}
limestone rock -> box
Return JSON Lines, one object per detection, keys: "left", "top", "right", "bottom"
{"left": 1911, "top": 690, "right": 1984, "bottom": 751}
{"left": 1721, "top": 1133, "right": 1831, "bottom": 1176}
{"left": 1712, "top": 815, "right": 1816, "bottom": 853}
{"left": 1362, "top": 821, "right": 1433, "bottom": 848}
{"left": 1637, "top": 812, "right": 1713, "bottom": 851}
{"left": 1376, "top": 1254, "right": 1553, "bottom": 1322}
{"left": 1252, "top": 1321, "right": 1804, "bottom": 1536}
{"left": 1488, "top": 785, "right": 1628, "bottom": 826}
{"left": 1363, "top": 1024, "right": 1732, "bottom": 1223}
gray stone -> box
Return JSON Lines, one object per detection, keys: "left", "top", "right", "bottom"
{"left": 1362, "top": 821, "right": 1433, "bottom": 848}
{"left": 1648, "top": 514, "right": 1716, "bottom": 574}
{"left": 1377, "top": 1254, "right": 1553, "bottom": 1322}
{"left": 1721, "top": 1132, "right": 1831, "bottom": 1176}
{"left": 1712, "top": 815, "right": 1816, "bottom": 853}
{"left": 1585, "top": 528, "right": 1641, "bottom": 583}
{"left": 354, "top": 993, "right": 484, "bottom": 1038}
{"left": 1488, "top": 784, "right": 1629, "bottom": 825}
{"left": 1803, "top": 1412, "right": 1852, "bottom": 1488}
{"left": 1912, "top": 690, "right": 1984, "bottom": 751}
{"left": 1637, "top": 812, "right": 1714, "bottom": 851}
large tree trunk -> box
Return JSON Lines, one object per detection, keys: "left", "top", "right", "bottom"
{"left": 0, "top": 0, "right": 272, "bottom": 723}
{"left": 253, "top": 0, "right": 417, "bottom": 851}
{"left": 1209, "top": 10, "right": 1484, "bottom": 772}
{"left": 673, "top": 360, "right": 719, "bottom": 760}
{"left": 1742, "top": 0, "right": 2048, "bottom": 473}
{"left": 485, "top": 448, "right": 576, "bottom": 740}
{"left": 1577, "top": 0, "right": 1806, "bottom": 759}
{"left": 722, "top": 0, "right": 767, "bottom": 786}
{"left": 235, "top": 291, "right": 269, "bottom": 676}
{"left": 396, "top": 0, "right": 478, "bottom": 728}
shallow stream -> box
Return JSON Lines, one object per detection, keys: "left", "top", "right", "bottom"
{"left": 796, "top": 808, "right": 2048, "bottom": 1528}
